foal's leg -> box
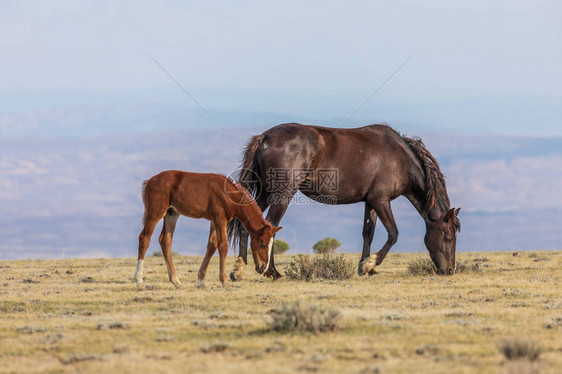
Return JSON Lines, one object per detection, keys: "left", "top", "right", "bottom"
{"left": 361, "top": 199, "right": 398, "bottom": 274}
{"left": 135, "top": 217, "right": 160, "bottom": 290}
{"left": 197, "top": 222, "right": 217, "bottom": 289}
{"left": 216, "top": 219, "right": 230, "bottom": 288}
{"left": 358, "top": 202, "right": 378, "bottom": 276}
{"left": 159, "top": 208, "right": 181, "bottom": 288}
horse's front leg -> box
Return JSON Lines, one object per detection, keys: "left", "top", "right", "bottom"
{"left": 360, "top": 199, "right": 398, "bottom": 275}
{"left": 358, "top": 203, "right": 378, "bottom": 276}
{"left": 263, "top": 200, "right": 292, "bottom": 279}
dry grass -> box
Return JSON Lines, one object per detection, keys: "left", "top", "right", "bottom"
{"left": 0, "top": 251, "right": 561, "bottom": 374}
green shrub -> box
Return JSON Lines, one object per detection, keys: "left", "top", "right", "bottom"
{"left": 269, "top": 300, "right": 341, "bottom": 333}
{"left": 273, "top": 239, "right": 290, "bottom": 254}
{"left": 312, "top": 237, "right": 341, "bottom": 254}
{"left": 285, "top": 254, "right": 355, "bottom": 281}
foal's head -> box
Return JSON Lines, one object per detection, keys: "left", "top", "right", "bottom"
{"left": 424, "top": 208, "right": 461, "bottom": 275}
{"left": 250, "top": 225, "right": 282, "bottom": 274}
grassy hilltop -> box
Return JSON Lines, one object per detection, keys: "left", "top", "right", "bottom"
{"left": 0, "top": 251, "right": 561, "bottom": 373}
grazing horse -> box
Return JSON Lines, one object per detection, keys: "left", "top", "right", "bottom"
{"left": 227, "top": 123, "right": 460, "bottom": 280}
{"left": 134, "top": 170, "right": 281, "bottom": 290}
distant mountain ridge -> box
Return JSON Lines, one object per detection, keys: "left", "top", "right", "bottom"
{"left": 0, "top": 103, "right": 560, "bottom": 260}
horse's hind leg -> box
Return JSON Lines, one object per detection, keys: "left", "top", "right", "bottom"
{"left": 159, "top": 208, "right": 181, "bottom": 288}
{"left": 358, "top": 202, "right": 378, "bottom": 276}
{"left": 198, "top": 222, "right": 217, "bottom": 288}
{"left": 135, "top": 216, "right": 160, "bottom": 290}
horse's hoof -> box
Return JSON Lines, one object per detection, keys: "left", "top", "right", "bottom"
{"left": 137, "top": 283, "right": 145, "bottom": 291}
{"left": 230, "top": 271, "right": 245, "bottom": 282}
{"left": 230, "top": 257, "right": 246, "bottom": 282}
{"left": 264, "top": 268, "right": 283, "bottom": 280}
{"left": 359, "top": 254, "right": 378, "bottom": 276}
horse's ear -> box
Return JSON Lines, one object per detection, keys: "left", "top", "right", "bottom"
{"left": 454, "top": 207, "right": 461, "bottom": 216}
{"left": 272, "top": 226, "right": 282, "bottom": 234}
{"left": 444, "top": 208, "right": 456, "bottom": 222}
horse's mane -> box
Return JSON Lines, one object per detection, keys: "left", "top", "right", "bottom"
{"left": 401, "top": 135, "right": 451, "bottom": 220}
{"left": 224, "top": 175, "right": 268, "bottom": 225}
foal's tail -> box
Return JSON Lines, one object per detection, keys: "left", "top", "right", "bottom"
{"left": 227, "top": 134, "right": 265, "bottom": 249}
{"left": 141, "top": 179, "right": 150, "bottom": 225}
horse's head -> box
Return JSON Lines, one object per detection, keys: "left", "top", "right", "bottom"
{"left": 249, "top": 225, "right": 282, "bottom": 274}
{"left": 424, "top": 207, "right": 461, "bottom": 275}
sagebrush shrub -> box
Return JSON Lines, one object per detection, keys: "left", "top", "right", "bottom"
{"left": 406, "top": 258, "right": 436, "bottom": 275}
{"left": 269, "top": 300, "right": 341, "bottom": 333}
{"left": 406, "top": 258, "right": 481, "bottom": 275}
{"left": 312, "top": 237, "right": 341, "bottom": 254}
{"left": 499, "top": 338, "right": 542, "bottom": 361}
{"left": 284, "top": 254, "right": 355, "bottom": 281}
{"left": 273, "top": 239, "right": 290, "bottom": 254}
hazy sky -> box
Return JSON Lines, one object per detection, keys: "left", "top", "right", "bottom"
{"left": 1, "top": 1, "right": 561, "bottom": 132}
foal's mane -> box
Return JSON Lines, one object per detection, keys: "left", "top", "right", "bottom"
{"left": 401, "top": 135, "right": 452, "bottom": 220}
{"left": 224, "top": 175, "right": 268, "bottom": 225}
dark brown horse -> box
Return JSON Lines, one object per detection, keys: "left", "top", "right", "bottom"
{"left": 134, "top": 170, "right": 281, "bottom": 289}
{"left": 227, "top": 123, "right": 460, "bottom": 280}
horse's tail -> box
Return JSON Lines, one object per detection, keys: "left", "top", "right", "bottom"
{"left": 401, "top": 135, "right": 450, "bottom": 213}
{"left": 141, "top": 179, "right": 150, "bottom": 225}
{"left": 227, "top": 134, "right": 265, "bottom": 249}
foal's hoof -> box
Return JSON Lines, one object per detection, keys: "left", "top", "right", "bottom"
{"left": 136, "top": 283, "right": 145, "bottom": 291}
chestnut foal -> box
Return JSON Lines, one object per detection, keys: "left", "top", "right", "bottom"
{"left": 134, "top": 170, "right": 281, "bottom": 290}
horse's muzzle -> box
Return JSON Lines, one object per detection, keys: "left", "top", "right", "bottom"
{"left": 255, "top": 264, "right": 266, "bottom": 274}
